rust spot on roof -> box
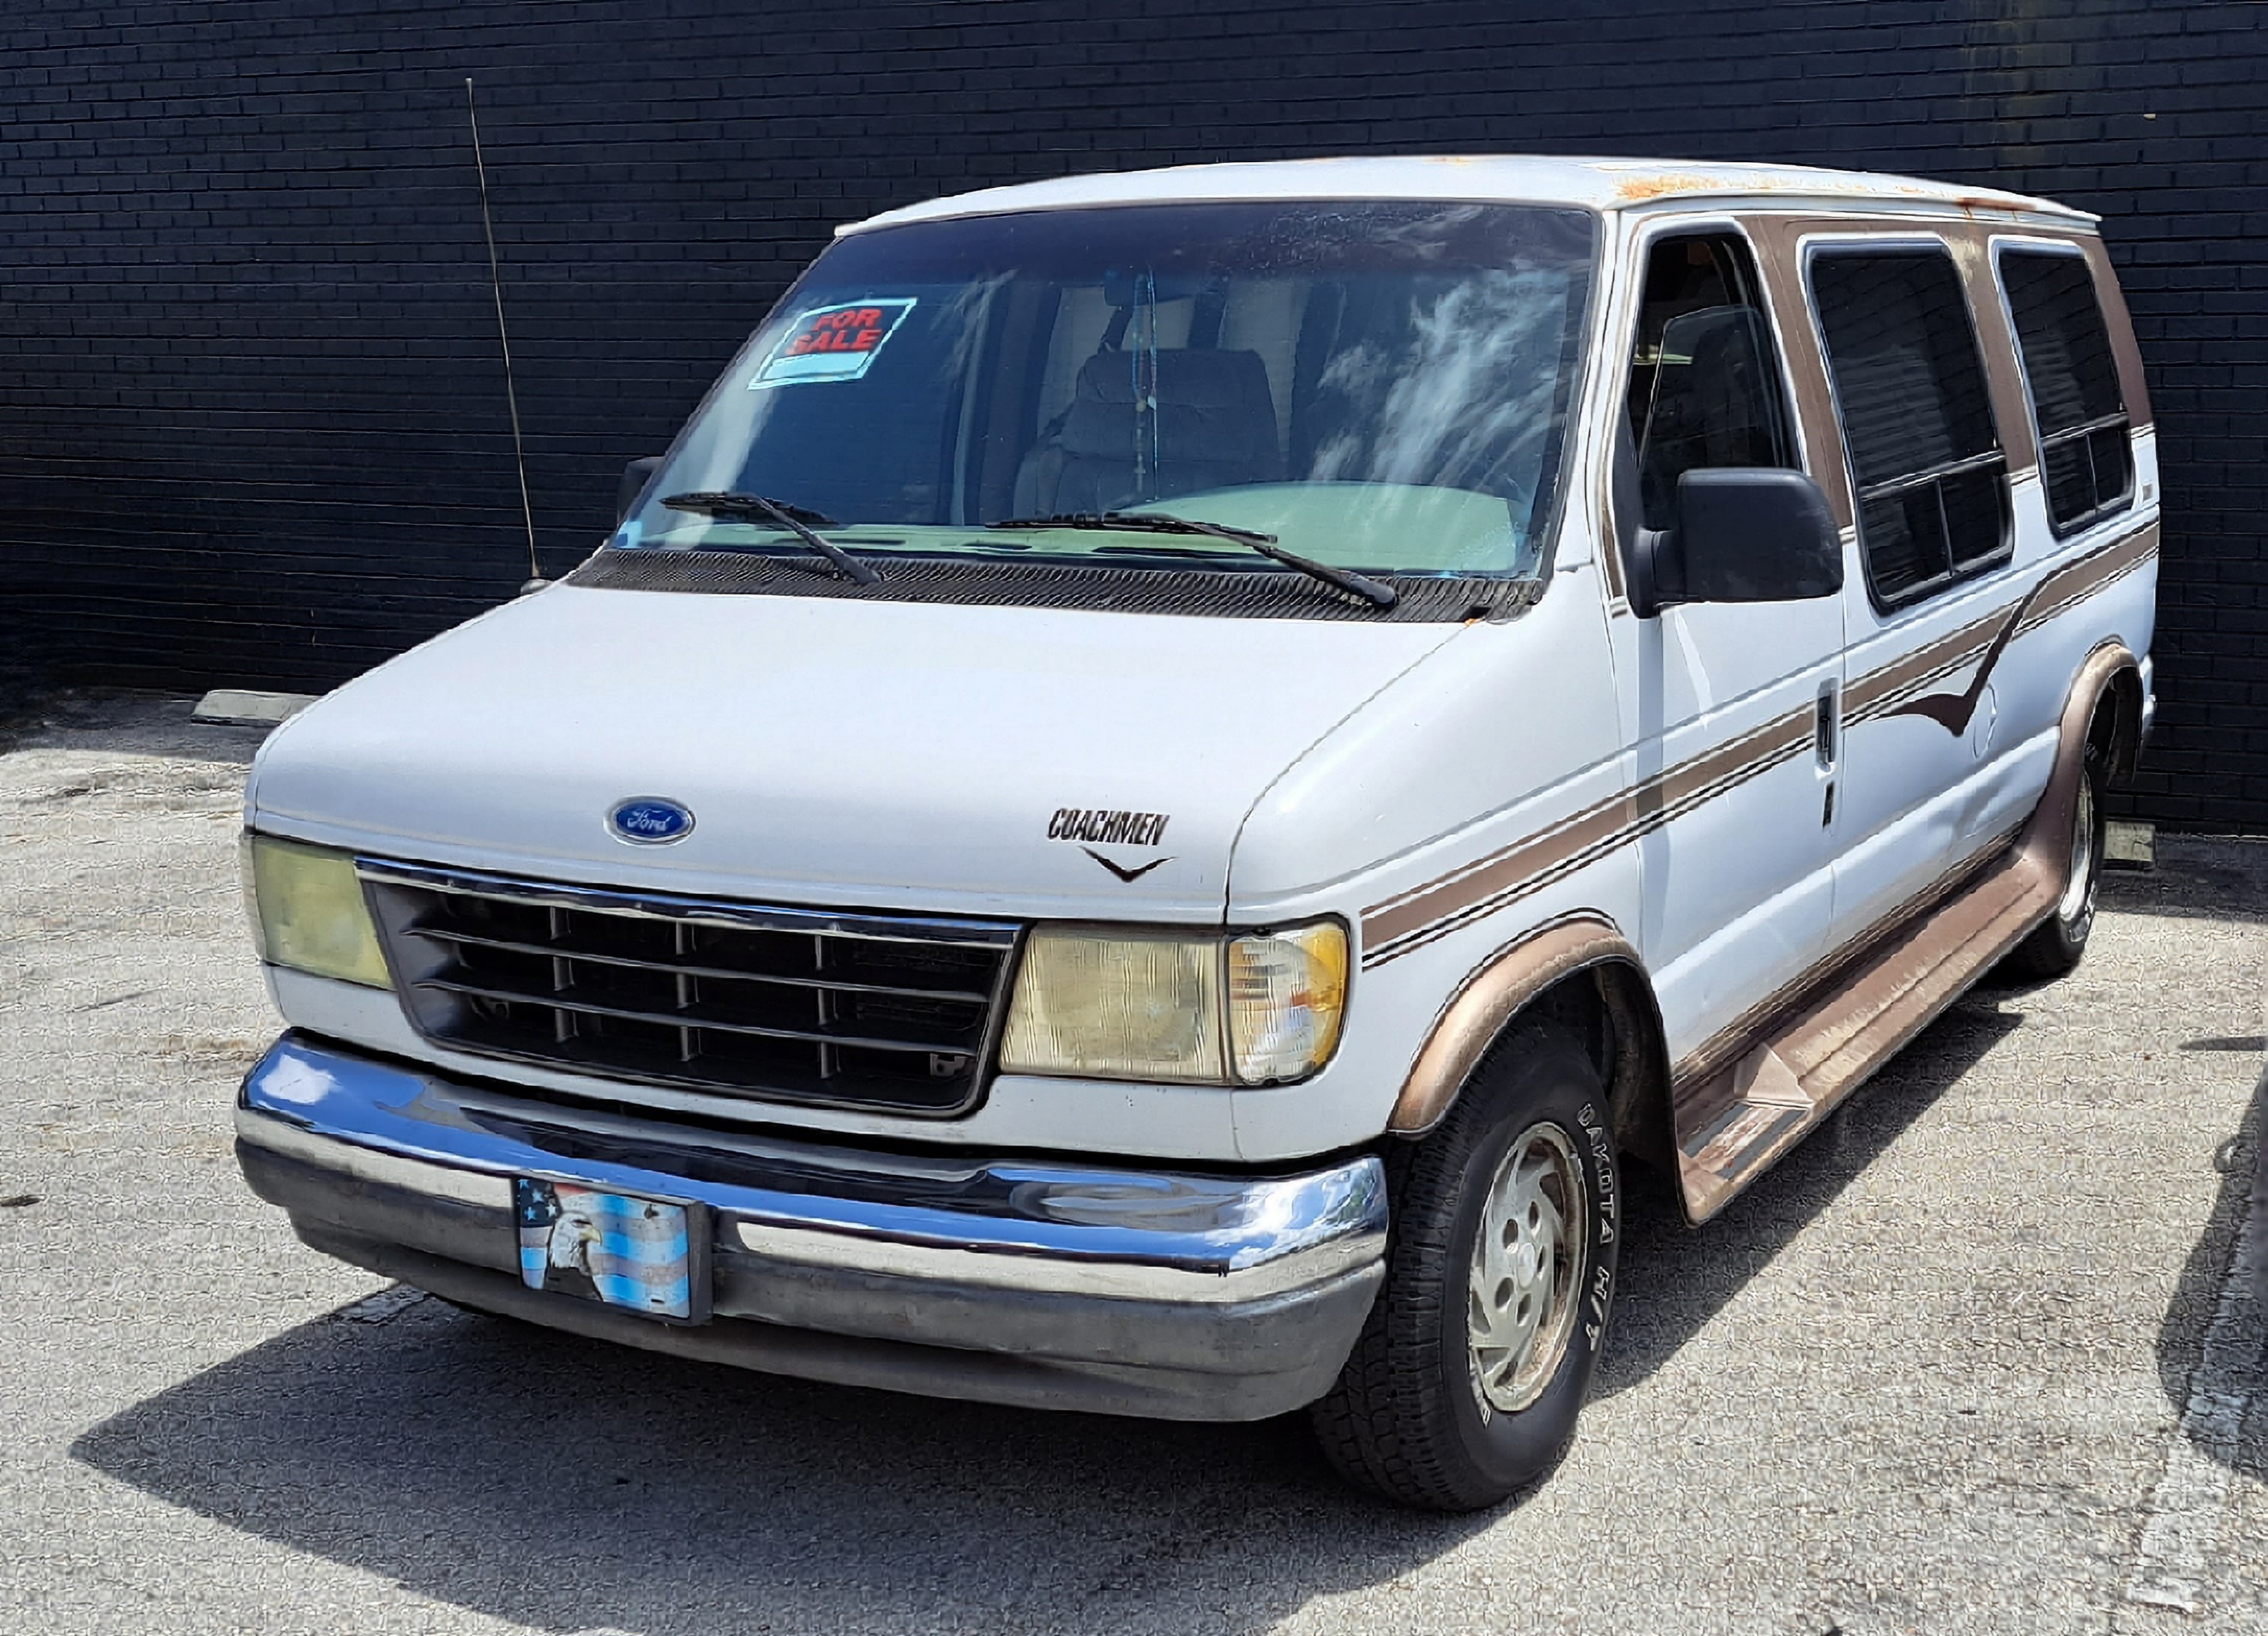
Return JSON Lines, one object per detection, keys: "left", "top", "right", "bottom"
{"left": 1609, "top": 168, "right": 2047, "bottom": 214}
{"left": 1612, "top": 173, "right": 1723, "bottom": 203}
{"left": 1607, "top": 168, "right": 1872, "bottom": 202}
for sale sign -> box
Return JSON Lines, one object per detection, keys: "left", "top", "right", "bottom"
{"left": 748, "top": 298, "right": 919, "bottom": 389}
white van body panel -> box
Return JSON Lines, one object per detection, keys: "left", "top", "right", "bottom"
{"left": 1614, "top": 546, "right": 1846, "bottom": 1067}
{"left": 1835, "top": 546, "right": 2051, "bottom": 939}
{"left": 1833, "top": 478, "right": 2162, "bottom": 948}
{"left": 1586, "top": 208, "right": 1848, "bottom": 1065}
{"left": 1227, "top": 550, "right": 1635, "bottom": 1159}
{"left": 1224, "top": 560, "right": 1619, "bottom": 918}
{"left": 250, "top": 582, "right": 1461, "bottom": 925}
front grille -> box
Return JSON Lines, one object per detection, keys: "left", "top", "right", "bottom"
{"left": 360, "top": 860, "right": 1020, "bottom": 1118}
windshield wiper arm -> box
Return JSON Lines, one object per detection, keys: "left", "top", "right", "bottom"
{"left": 986, "top": 510, "right": 1399, "bottom": 610}
{"left": 661, "top": 491, "right": 880, "bottom": 585}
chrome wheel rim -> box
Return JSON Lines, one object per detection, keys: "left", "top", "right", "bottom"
{"left": 1467, "top": 1122, "right": 1586, "bottom": 1415}
{"left": 2059, "top": 774, "right": 2098, "bottom": 926}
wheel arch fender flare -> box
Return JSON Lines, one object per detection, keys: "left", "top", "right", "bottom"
{"left": 1385, "top": 914, "right": 1674, "bottom": 1171}
{"left": 2020, "top": 640, "right": 2138, "bottom": 876}
{"left": 2096, "top": 651, "right": 2146, "bottom": 789}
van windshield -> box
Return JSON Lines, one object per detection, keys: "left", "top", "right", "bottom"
{"left": 615, "top": 200, "right": 1599, "bottom": 579}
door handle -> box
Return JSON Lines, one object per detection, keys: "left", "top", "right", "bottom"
{"left": 1816, "top": 682, "right": 1839, "bottom": 828}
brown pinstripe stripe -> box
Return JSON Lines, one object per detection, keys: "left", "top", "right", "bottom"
{"left": 1362, "top": 706, "right": 1812, "bottom": 960}
{"left": 1363, "top": 789, "right": 1641, "bottom": 961}
{"left": 1358, "top": 519, "right": 2158, "bottom": 967}
{"left": 1844, "top": 605, "right": 2007, "bottom": 718}
{"left": 1843, "top": 522, "right": 2158, "bottom": 722}
{"left": 1369, "top": 737, "right": 1807, "bottom": 966}
{"left": 2023, "top": 522, "right": 2158, "bottom": 631}
{"left": 1865, "top": 531, "right": 2158, "bottom": 730}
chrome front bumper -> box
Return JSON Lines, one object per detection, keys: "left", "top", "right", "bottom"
{"left": 236, "top": 1034, "right": 1387, "bottom": 1421}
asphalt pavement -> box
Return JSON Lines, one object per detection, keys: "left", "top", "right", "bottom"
{"left": 2, "top": 691, "right": 2262, "bottom": 1635}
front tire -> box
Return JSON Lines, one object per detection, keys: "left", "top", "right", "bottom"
{"left": 1311, "top": 1022, "right": 1620, "bottom": 1511}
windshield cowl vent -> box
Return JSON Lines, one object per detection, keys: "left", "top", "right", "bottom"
{"left": 569, "top": 549, "right": 1535, "bottom": 624}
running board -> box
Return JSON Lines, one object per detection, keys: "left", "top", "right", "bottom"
{"left": 1665, "top": 643, "right": 2128, "bottom": 1223}
{"left": 1671, "top": 834, "right": 2053, "bottom": 1222}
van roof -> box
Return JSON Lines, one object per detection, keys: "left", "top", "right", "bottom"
{"left": 842, "top": 156, "right": 2095, "bottom": 235}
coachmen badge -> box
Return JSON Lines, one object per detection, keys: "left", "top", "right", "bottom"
{"left": 1049, "top": 806, "right": 1174, "bottom": 882}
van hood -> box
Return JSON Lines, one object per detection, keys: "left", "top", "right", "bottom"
{"left": 250, "top": 582, "right": 1463, "bottom": 921}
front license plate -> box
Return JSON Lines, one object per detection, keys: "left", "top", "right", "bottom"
{"left": 512, "top": 1178, "right": 702, "bottom": 1321}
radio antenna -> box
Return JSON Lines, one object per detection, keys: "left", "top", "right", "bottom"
{"left": 465, "top": 77, "right": 544, "bottom": 592}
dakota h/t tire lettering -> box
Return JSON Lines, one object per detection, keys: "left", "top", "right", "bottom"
{"left": 1310, "top": 1021, "right": 1620, "bottom": 1511}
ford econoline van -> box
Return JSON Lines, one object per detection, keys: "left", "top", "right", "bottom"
{"left": 234, "top": 157, "right": 2157, "bottom": 1509}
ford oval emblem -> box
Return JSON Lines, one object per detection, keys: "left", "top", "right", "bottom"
{"left": 608, "top": 797, "right": 695, "bottom": 846}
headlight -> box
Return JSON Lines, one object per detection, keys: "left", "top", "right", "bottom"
{"left": 242, "top": 835, "right": 393, "bottom": 989}
{"left": 999, "top": 920, "right": 1346, "bottom": 1085}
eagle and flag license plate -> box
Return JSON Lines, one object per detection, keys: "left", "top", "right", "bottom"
{"left": 512, "top": 1178, "right": 707, "bottom": 1322}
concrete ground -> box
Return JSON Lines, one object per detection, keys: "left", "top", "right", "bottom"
{"left": 2, "top": 690, "right": 2262, "bottom": 1636}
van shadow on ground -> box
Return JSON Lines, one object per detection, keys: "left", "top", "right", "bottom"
{"left": 1595, "top": 990, "right": 2021, "bottom": 1397}
{"left": 2103, "top": 836, "right": 2268, "bottom": 1475}
{"left": 1604, "top": 845, "right": 2268, "bottom": 1417}
{"left": 70, "top": 1007, "right": 2016, "bottom": 1636}
{"left": 73, "top": 1296, "right": 1488, "bottom": 1636}
{"left": 2106, "top": 835, "right": 2268, "bottom": 928}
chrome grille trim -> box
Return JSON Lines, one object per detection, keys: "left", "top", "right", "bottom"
{"left": 408, "top": 926, "right": 994, "bottom": 1002}
{"left": 356, "top": 857, "right": 1021, "bottom": 1119}
{"left": 358, "top": 858, "right": 1020, "bottom": 948}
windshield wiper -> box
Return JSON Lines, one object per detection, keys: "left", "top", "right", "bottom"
{"left": 986, "top": 510, "right": 1399, "bottom": 610}
{"left": 661, "top": 491, "right": 880, "bottom": 585}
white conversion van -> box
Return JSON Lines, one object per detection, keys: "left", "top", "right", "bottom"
{"left": 235, "top": 158, "right": 2158, "bottom": 1509}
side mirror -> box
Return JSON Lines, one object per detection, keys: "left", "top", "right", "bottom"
{"left": 616, "top": 456, "right": 665, "bottom": 526}
{"left": 1629, "top": 468, "right": 1841, "bottom": 616}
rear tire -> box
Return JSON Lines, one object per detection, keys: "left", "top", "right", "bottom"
{"left": 2001, "top": 735, "right": 2106, "bottom": 982}
{"left": 1310, "top": 1022, "right": 1620, "bottom": 1511}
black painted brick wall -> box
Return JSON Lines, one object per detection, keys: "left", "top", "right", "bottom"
{"left": 1, "top": 0, "right": 2262, "bottom": 825}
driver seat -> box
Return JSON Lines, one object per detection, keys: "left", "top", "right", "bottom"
{"left": 1015, "top": 348, "right": 1284, "bottom": 515}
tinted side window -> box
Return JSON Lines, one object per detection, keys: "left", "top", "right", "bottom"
{"left": 2000, "top": 248, "right": 2133, "bottom": 533}
{"left": 1624, "top": 233, "right": 1797, "bottom": 530}
{"left": 1812, "top": 247, "right": 2010, "bottom": 606}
